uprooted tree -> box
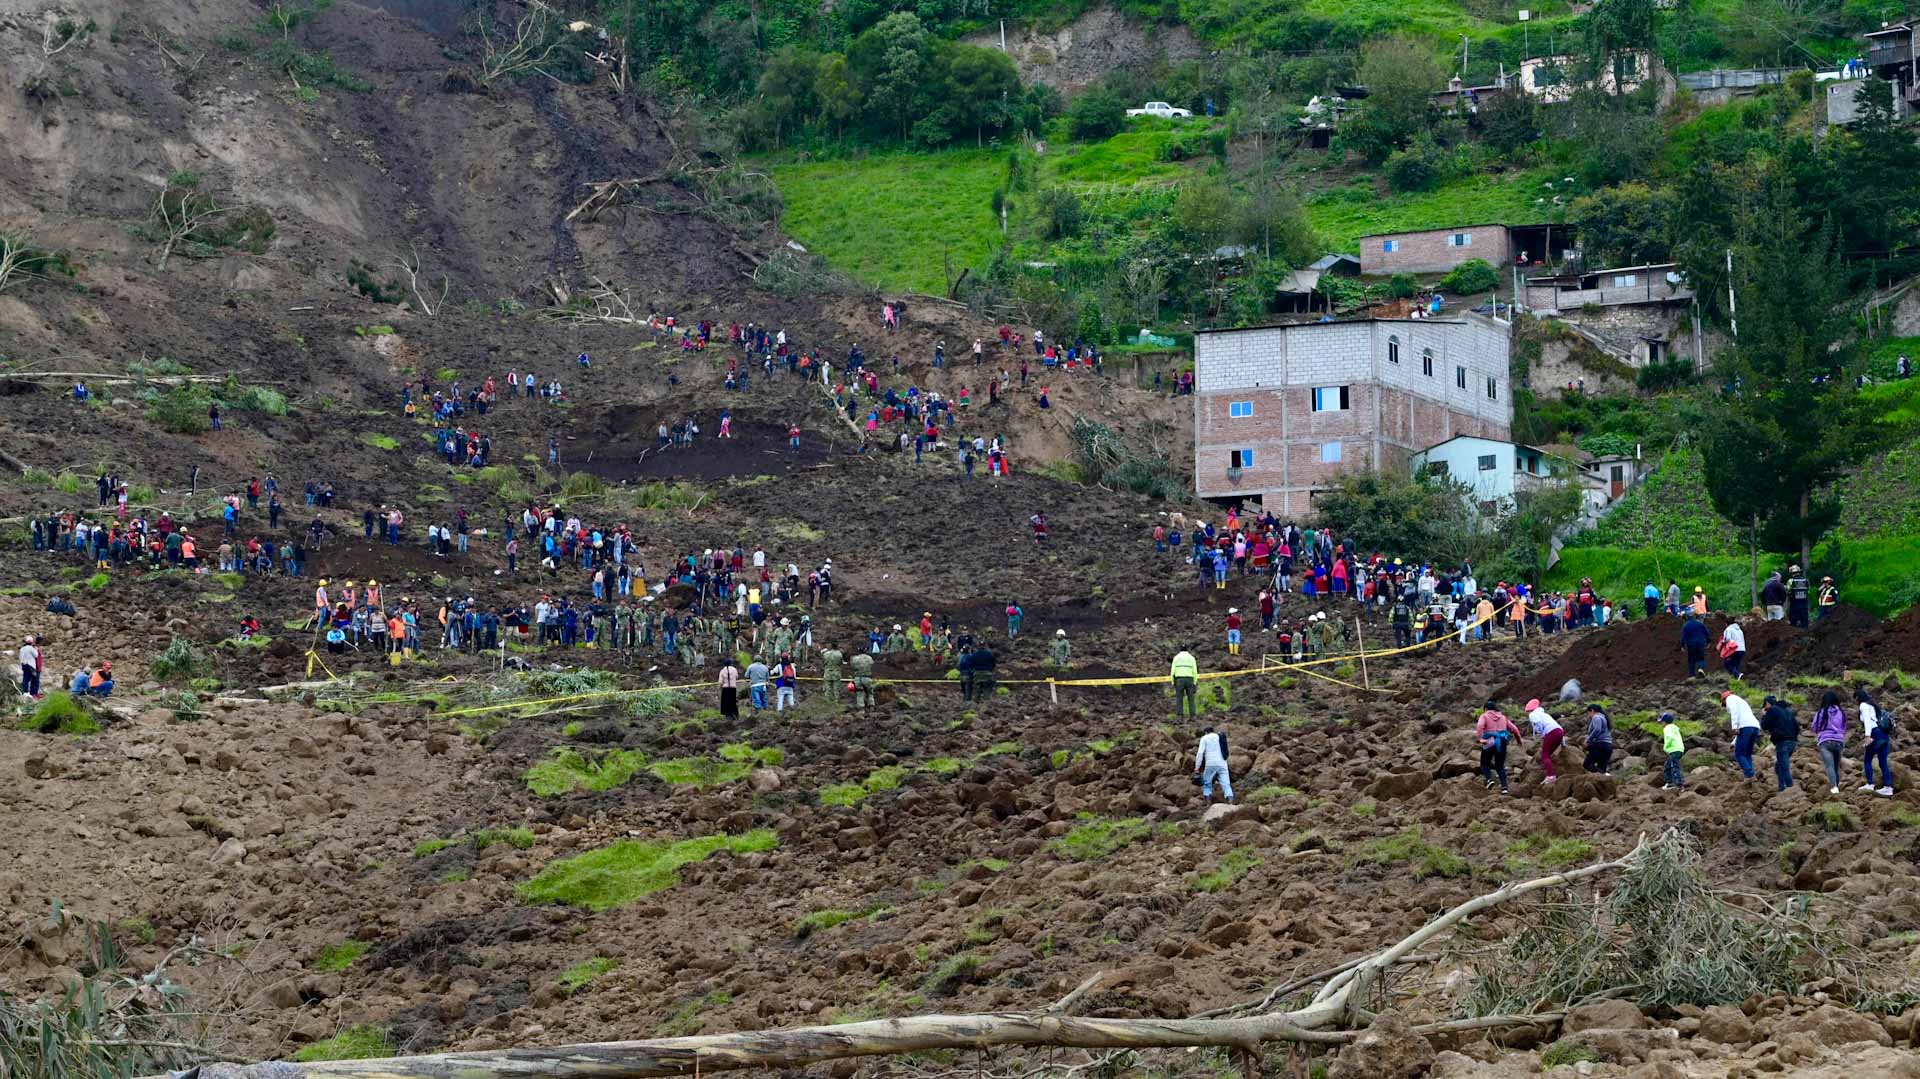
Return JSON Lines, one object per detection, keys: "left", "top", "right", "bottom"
{"left": 164, "top": 829, "right": 1917, "bottom": 1079}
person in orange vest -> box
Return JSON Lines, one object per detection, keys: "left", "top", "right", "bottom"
{"left": 314, "top": 579, "right": 330, "bottom": 626}
{"left": 179, "top": 535, "right": 198, "bottom": 570}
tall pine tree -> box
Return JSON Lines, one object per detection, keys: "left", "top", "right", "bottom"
{"left": 1699, "top": 179, "right": 1885, "bottom": 574}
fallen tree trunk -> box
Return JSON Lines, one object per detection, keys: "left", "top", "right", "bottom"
{"left": 169, "top": 846, "right": 1645, "bottom": 1079}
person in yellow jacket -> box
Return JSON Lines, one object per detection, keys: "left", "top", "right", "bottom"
{"left": 1661, "top": 712, "right": 1687, "bottom": 790}
{"left": 1170, "top": 648, "right": 1198, "bottom": 716}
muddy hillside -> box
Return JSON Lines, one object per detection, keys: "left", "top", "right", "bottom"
{"left": 0, "top": 4, "right": 1917, "bottom": 1079}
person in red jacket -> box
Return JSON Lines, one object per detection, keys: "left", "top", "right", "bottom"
{"left": 1225, "top": 607, "right": 1243, "bottom": 655}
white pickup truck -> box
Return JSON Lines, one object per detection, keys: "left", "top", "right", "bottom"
{"left": 1125, "top": 101, "right": 1193, "bottom": 119}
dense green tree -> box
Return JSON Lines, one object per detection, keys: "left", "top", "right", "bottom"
{"left": 756, "top": 47, "right": 825, "bottom": 147}
{"left": 1582, "top": 0, "right": 1658, "bottom": 89}
{"left": 1698, "top": 183, "right": 1883, "bottom": 570}
{"left": 814, "top": 54, "right": 860, "bottom": 138}
{"left": 940, "top": 44, "right": 1020, "bottom": 145}
{"left": 1339, "top": 35, "right": 1444, "bottom": 164}
{"left": 1065, "top": 88, "right": 1126, "bottom": 141}
{"left": 847, "top": 12, "right": 931, "bottom": 142}
{"left": 1571, "top": 181, "right": 1674, "bottom": 266}
{"left": 1172, "top": 175, "right": 1235, "bottom": 249}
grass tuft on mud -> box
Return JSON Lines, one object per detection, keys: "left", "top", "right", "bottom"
{"left": 19, "top": 691, "right": 99, "bottom": 736}
{"left": 819, "top": 765, "right": 910, "bottom": 807}
{"left": 311, "top": 939, "right": 370, "bottom": 972}
{"left": 1351, "top": 828, "right": 1468, "bottom": 879}
{"left": 1048, "top": 815, "right": 1152, "bottom": 862}
{"left": 519, "top": 830, "right": 778, "bottom": 911}
{"left": 559, "top": 956, "right": 619, "bottom": 994}
{"left": 290, "top": 1025, "right": 393, "bottom": 1061}
{"left": 1189, "top": 847, "right": 1262, "bottom": 892}
{"left": 525, "top": 748, "right": 647, "bottom": 797}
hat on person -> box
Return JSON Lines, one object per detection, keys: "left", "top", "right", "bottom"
{"left": 1056, "top": 629, "right": 1066, "bottom": 637}
{"left": 892, "top": 623, "right": 901, "bottom": 630}
{"left": 1694, "top": 586, "right": 1705, "bottom": 594}
{"left": 1525, "top": 699, "right": 1541, "bottom": 711}
{"left": 1790, "top": 564, "right": 1801, "bottom": 572}
{"left": 1228, "top": 607, "right": 1239, "bottom": 614}
{"left": 1660, "top": 711, "right": 1677, "bottom": 723}
{"left": 1720, "top": 690, "right": 1733, "bottom": 700}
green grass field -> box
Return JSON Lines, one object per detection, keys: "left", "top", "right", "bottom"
{"left": 1306, "top": 169, "right": 1563, "bottom": 252}
{"left": 769, "top": 150, "right": 1005, "bottom": 294}
{"left": 1550, "top": 533, "right": 1918, "bottom": 618}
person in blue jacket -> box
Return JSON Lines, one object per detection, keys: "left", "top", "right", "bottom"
{"left": 1681, "top": 612, "right": 1710, "bottom": 678}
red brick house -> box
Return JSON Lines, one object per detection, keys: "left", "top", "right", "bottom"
{"left": 1359, "top": 225, "right": 1513, "bottom": 276}
{"left": 1192, "top": 315, "right": 1513, "bottom": 514}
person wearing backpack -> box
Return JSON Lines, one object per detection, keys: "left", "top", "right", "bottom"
{"left": 1760, "top": 695, "right": 1799, "bottom": 791}
{"left": 1193, "top": 725, "right": 1232, "bottom": 804}
{"left": 1858, "top": 687, "right": 1894, "bottom": 796}
{"left": 1810, "top": 690, "right": 1848, "bottom": 795}
{"left": 1475, "top": 701, "right": 1524, "bottom": 795}
{"left": 1582, "top": 703, "right": 1614, "bottom": 774}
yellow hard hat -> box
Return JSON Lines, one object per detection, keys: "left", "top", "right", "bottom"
{"left": 319, "top": 578, "right": 330, "bottom": 586}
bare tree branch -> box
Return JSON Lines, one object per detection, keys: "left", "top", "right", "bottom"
{"left": 174, "top": 843, "right": 1652, "bottom": 1079}
{"left": 387, "top": 242, "right": 450, "bottom": 317}
{"left": 474, "top": 0, "right": 565, "bottom": 84}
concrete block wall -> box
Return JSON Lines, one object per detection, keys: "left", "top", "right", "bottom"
{"left": 1193, "top": 316, "right": 1514, "bottom": 510}
{"left": 1359, "top": 226, "right": 1512, "bottom": 275}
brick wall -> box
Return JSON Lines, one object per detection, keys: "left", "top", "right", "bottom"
{"left": 1359, "top": 226, "right": 1513, "bottom": 275}
{"left": 1192, "top": 316, "right": 1514, "bottom": 511}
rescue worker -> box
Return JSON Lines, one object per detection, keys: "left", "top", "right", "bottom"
{"left": 1817, "top": 576, "right": 1839, "bottom": 619}
{"left": 849, "top": 650, "right": 875, "bottom": 710}
{"left": 1049, "top": 629, "right": 1071, "bottom": 667}
{"left": 1170, "top": 647, "right": 1198, "bottom": 716}
{"left": 1786, "top": 565, "right": 1810, "bottom": 627}
{"left": 820, "top": 644, "right": 845, "bottom": 704}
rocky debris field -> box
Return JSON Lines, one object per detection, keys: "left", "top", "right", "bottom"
{"left": 1, "top": 3, "right": 1917, "bottom": 1075}
{"left": 6, "top": 455, "right": 1920, "bottom": 1079}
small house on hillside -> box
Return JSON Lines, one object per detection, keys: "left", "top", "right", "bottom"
{"left": 1864, "top": 22, "right": 1919, "bottom": 104}
{"left": 1412, "top": 435, "right": 1560, "bottom": 510}
{"left": 1274, "top": 254, "right": 1361, "bottom": 313}
{"left": 1518, "top": 51, "right": 1657, "bottom": 104}
{"left": 1522, "top": 263, "right": 1693, "bottom": 312}
{"left": 1359, "top": 225, "right": 1512, "bottom": 275}
{"left": 1432, "top": 75, "right": 1511, "bottom": 114}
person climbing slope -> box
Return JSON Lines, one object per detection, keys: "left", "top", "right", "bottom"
{"left": 1475, "top": 701, "right": 1523, "bottom": 795}
{"left": 1525, "top": 698, "right": 1564, "bottom": 784}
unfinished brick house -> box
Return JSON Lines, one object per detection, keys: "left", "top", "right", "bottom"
{"left": 1359, "top": 224, "right": 1513, "bottom": 275}
{"left": 1192, "top": 316, "right": 1513, "bottom": 514}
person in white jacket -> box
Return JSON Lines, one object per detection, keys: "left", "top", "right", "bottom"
{"left": 1721, "top": 619, "right": 1748, "bottom": 680}
{"left": 1193, "top": 726, "right": 1232, "bottom": 804}
{"left": 1525, "top": 698, "right": 1565, "bottom": 784}
{"left": 1724, "top": 690, "right": 1761, "bottom": 779}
